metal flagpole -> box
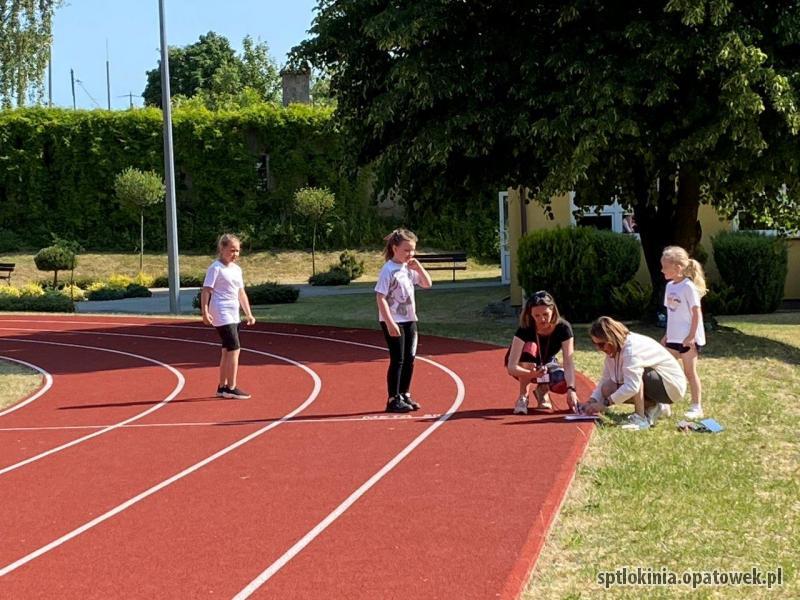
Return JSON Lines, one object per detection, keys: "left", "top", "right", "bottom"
{"left": 158, "top": 0, "right": 180, "bottom": 313}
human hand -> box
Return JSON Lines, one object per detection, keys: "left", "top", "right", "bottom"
{"left": 567, "top": 390, "right": 579, "bottom": 413}
{"left": 682, "top": 336, "right": 694, "bottom": 348}
{"left": 202, "top": 313, "right": 213, "bottom": 326}
{"left": 244, "top": 314, "right": 256, "bottom": 326}
{"left": 407, "top": 258, "right": 421, "bottom": 271}
{"left": 386, "top": 322, "right": 401, "bottom": 337}
{"left": 583, "top": 400, "right": 604, "bottom": 415}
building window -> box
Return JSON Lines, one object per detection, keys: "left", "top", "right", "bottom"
{"left": 569, "top": 194, "right": 637, "bottom": 235}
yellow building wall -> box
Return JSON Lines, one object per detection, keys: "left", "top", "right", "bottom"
{"left": 508, "top": 190, "right": 800, "bottom": 303}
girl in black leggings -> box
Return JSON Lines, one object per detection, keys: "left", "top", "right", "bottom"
{"left": 374, "top": 229, "right": 432, "bottom": 412}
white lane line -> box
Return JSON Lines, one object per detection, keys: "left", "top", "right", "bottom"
{"left": 1, "top": 320, "right": 466, "bottom": 590}
{"left": 0, "top": 413, "right": 444, "bottom": 432}
{"left": 233, "top": 356, "right": 465, "bottom": 599}
{"left": 0, "top": 356, "right": 53, "bottom": 417}
{"left": 0, "top": 329, "right": 322, "bottom": 578}
{"left": 0, "top": 338, "right": 184, "bottom": 477}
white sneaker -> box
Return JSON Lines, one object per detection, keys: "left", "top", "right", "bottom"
{"left": 660, "top": 403, "right": 672, "bottom": 418}
{"left": 513, "top": 395, "right": 529, "bottom": 415}
{"left": 684, "top": 405, "right": 704, "bottom": 419}
{"left": 621, "top": 413, "right": 651, "bottom": 431}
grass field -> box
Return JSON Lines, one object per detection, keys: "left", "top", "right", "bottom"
{"left": 1, "top": 280, "right": 797, "bottom": 598}
{"left": 0, "top": 249, "right": 501, "bottom": 287}
{"left": 0, "top": 359, "right": 42, "bottom": 410}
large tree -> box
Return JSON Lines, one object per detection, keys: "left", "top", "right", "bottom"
{"left": 143, "top": 32, "right": 280, "bottom": 107}
{"left": 0, "top": 0, "right": 60, "bottom": 108}
{"left": 296, "top": 1, "right": 800, "bottom": 301}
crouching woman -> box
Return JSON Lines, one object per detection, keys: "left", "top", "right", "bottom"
{"left": 580, "top": 316, "right": 687, "bottom": 430}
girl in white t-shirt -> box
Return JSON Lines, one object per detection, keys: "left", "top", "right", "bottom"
{"left": 375, "top": 229, "right": 432, "bottom": 413}
{"left": 201, "top": 234, "right": 256, "bottom": 400}
{"left": 660, "top": 245, "right": 707, "bottom": 419}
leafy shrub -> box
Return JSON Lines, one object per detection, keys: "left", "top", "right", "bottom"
{"left": 191, "top": 282, "right": 298, "bottom": 309}
{"left": 18, "top": 283, "right": 46, "bottom": 298}
{"left": 125, "top": 283, "right": 152, "bottom": 298}
{"left": 246, "top": 282, "right": 300, "bottom": 305}
{"left": 703, "top": 282, "right": 746, "bottom": 316}
{"left": 610, "top": 280, "right": 652, "bottom": 320}
{"left": 74, "top": 276, "right": 99, "bottom": 290}
{"left": 85, "top": 280, "right": 152, "bottom": 301}
{"left": 517, "top": 227, "right": 641, "bottom": 322}
{"left": 152, "top": 274, "right": 205, "bottom": 288}
{"left": 0, "top": 287, "right": 74, "bottom": 312}
{"left": 0, "top": 230, "right": 23, "bottom": 252}
{"left": 713, "top": 231, "right": 788, "bottom": 313}
{"left": 34, "top": 244, "right": 77, "bottom": 287}
{"left": 308, "top": 268, "right": 351, "bottom": 286}
{"left": 337, "top": 250, "right": 365, "bottom": 280}
{"left": 60, "top": 284, "right": 86, "bottom": 302}
{"left": 86, "top": 285, "right": 127, "bottom": 301}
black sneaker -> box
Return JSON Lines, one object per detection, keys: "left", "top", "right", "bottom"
{"left": 216, "top": 385, "right": 228, "bottom": 398}
{"left": 386, "top": 396, "right": 412, "bottom": 413}
{"left": 401, "top": 393, "right": 420, "bottom": 411}
{"left": 223, "top": 387, "right": 251, "bottom": 400}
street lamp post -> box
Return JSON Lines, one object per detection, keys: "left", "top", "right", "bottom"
{"left": 158, "top": 0, "right": 180, "bottom": 314}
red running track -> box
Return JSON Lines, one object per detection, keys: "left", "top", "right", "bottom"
{"left": 0, "top": 315, "right": 595, "bottom": 599}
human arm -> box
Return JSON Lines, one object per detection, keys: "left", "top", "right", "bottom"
{"left": 506, "top": 336, "right": 546, "bottom": 379}
{"left": 683, "top": 305, "right": 701, "bottom": 347}
{"left": 239, "top": 287, "right": 256, "bottom": 326}
{"left": 560, "top": 337, "right": 579, "bottom": 411}
{"left": 376, "top": 293, "right": 400, "bottom": 336}
{"left": 201, "top": 287, "right": 214, "bottom": 326}
{"left": 407, "top": 258, "right": 432, "bottom": 288}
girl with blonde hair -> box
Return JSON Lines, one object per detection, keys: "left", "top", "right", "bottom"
{"left": 661, "top": 245, "right": 707, "bottom": 419}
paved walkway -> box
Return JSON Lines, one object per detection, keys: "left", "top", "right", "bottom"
{"left": 75, "top": 280, "right": 504, "bottom": 315}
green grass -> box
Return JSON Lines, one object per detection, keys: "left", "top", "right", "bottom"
{"left": 0, "top": 248, "right": 501, "bottom": 287}
{"left": 0, "top": 359, "right": 42, "bottom": 410}
{"left": 1, "top": 282, "right": 797, "bottom": 597}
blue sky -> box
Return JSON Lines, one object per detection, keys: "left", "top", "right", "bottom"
{"left": 50, "top": 0, "right": 318, "bottom": 109}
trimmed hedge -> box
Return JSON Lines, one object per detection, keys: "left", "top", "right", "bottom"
{"left": 0, "top": 286, "right": 75, "bottom": 312}
{"left": 192, "top": 282, "right": 299, "bottom": 309}
{"left": 517, "top": 227, "right": 641, "bottom": 322}
{"left": 712, "top": 231, "right": 788, "bottom": 314}
{"left": 309, "top": 268, "right": 351, "bottom": 286}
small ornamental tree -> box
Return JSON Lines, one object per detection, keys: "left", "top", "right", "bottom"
{"left": 115, "top": 167, "right": 166, "bottom": 273}
{"left": 34, "top": 244, "right": 77, "bottom": 288}
{"left": 292, "top": 186, "right": 336, "bottom": 275}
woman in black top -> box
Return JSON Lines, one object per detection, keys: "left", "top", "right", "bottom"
{"left": 506, "top": 290, "right": 578, "bottom": 415}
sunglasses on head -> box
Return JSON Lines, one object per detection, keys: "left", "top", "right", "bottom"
{"left": 530, "top": 290, "right": 554, "bottom": 306}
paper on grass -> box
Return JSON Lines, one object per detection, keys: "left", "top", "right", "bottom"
{"left": 564, "top": 414, "right": 600, "bottom": 421}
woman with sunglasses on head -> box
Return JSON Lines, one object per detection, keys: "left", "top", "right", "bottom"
{"left": 506, "top": 290, "right": 579, "bottom": 415}
{"left": 579, "top": 316, "right": 687, "bottom": 430}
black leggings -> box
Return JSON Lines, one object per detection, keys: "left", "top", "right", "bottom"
{"left": 380, "top": 321, "right": 418, "bottom": 398}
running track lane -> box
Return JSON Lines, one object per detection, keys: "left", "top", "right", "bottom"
{"left": 0, "top": 316, "right": 595, "bottom": 599}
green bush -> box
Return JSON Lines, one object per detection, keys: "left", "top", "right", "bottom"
{"left": 152, "top": 274, "right": 205, "bottom": 288}
{"left": 86, "top": 285, "right": 127, "bottom": 301}
{"left": 517, "top": 227, "right": 641, "bottom": 322}
{"left": 337, "top": 250, "right": 365, "bottom": 280}
{"left": 34, "top": 244, "right": 77, "bottom": 287}
{"left": 0, "top": 287, "right": 74, "bottom": 312}
{"left": 610, "top": 280, "right": 652, "bottom": 320}
{"left": 713, "top": 231, "right": 788, "bottom": 313}
{"left": 309, "top": 268, "right": 351, "bottom": 286}
{"left": 125, "top": 283, "right": 152, "bottom": 298}
{"left": 703, "top": 282, "right": 746, "bottom": 316}
{"left": 0, "top": 230, "right": 23, "bottom": 252}
{"left": 192, "top": 281, "right": 299, "bottom": 309}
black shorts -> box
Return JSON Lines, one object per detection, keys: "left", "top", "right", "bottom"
{"left": 666, "top": 342, "right": 703, "bottom": 355}
{"left": 642, "top": 367, "right": 671, "bottom": 404}
{"left": 215, "top": 322, "right": 241, "bottom": 350}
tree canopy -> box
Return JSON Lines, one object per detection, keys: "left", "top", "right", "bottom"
{"left": 0, "top": 0, "right": 60, "bottom": 108}
{"left": 296, "top": 0, "right": 800, "bottom": 295}
{"left": 143, "top": 31, "right": 281, "bottom": 108}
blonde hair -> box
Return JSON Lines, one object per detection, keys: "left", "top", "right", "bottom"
{"left": 589, "top": 316, "right": 629, "bottom": 353}
{"left": 661, "top": 245, "right": 707, "bottom": 296}
{"left": 382, "top": 228, "right": 418, "bottom": 261}
{"left": 216, "top": 233, "right": 241, "bottom": 257}
{"left": 519, "top": 290, "right": 561, "bottom": 329}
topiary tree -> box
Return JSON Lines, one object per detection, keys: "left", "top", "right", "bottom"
{"left": 115, "top": 167, "right": 166, "bottom": 273}
{"left": 292, "top": 186, "right": 336, "bottom": 275}
{"left": 34, "top": 244, "right": 77, "bottom": 288}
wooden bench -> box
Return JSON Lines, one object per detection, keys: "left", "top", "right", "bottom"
{"left": 416, "top": 252, "right": 467, "bottom": 282}
{"left": 0, "top": 263, "right": 14, "bottom": 285}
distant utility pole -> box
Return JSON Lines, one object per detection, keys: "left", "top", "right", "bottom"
{"left": 70, "top": 69, "right": 76, "bottom": 109}
{"left": 158, "top": 0, "right": 181, "bottom": 314}
{"left": 118, "top": 92, "right": 136, "bottom": 108}
{"left": 106, "top": 39, "right": 111, "bottom": 110}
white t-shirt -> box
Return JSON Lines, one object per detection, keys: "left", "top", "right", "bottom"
{"left": 590, "top": 332, "right": 687, "bottom": 405}
{"left": 203, "top": 260, "right": 244, "bottom": 326}
{"left": 664, "top": 278, "right": 706, "bottom": 346}
{"left": 374, "top": 260, "right": 420, "bottom": 323}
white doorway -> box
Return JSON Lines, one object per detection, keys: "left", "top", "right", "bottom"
{"left": 498, "top": 191, "right": 510, "bottom": 284}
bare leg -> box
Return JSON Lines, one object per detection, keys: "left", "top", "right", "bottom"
{"left": 534, "top": 384, "right": 552, "bottom": 408}
{"left": 223, "top": 349, "right": 241, "bottom": 389}
{"left": 218, "top": 349, "right": 228, "bottom": 387}
{"left": 681, "top": 347, "right": 702, "bottom": 408}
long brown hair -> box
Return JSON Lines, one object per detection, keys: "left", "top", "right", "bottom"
{"left": 382, "top": 228, "right": 418, "bottom": 261}
{"left": 519, "top": 290, "right": 561, "bottom": 329}
{"left": 589, "top": 316, "right": 629, "bottom": 353}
